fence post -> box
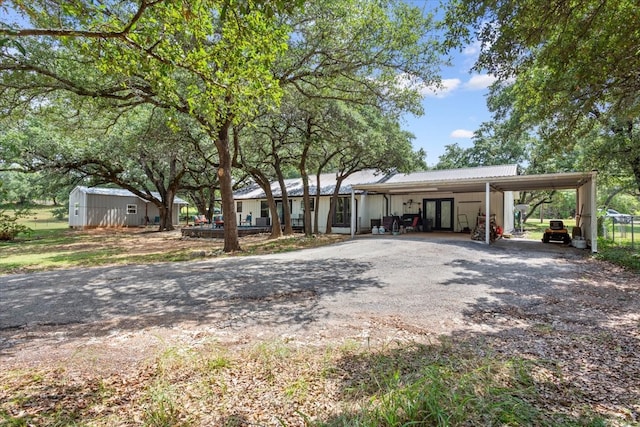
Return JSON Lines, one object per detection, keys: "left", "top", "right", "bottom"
{"left": 612, "top": 218, "right": 615, "bottom": 244}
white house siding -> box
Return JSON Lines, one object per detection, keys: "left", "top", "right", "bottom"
{"left": 236, "top": 197, "right": 355, "bottom": 234}
{"left": 363, "top": 191, "right": 511, "bottom": 233}
{"left": 235, "top": 192, "right": 513, "bottom": 235}
{"left": 503, "top": 192, "right": 515, "bottom": 233}
{"left": 576, "top": 182, "right": 596, "bottom": 247}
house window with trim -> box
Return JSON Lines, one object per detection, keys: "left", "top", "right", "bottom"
{"left": 300, "top": 199, "right": 315, "bottom": 212}
{"left": 260, "top": 201, "right": 269, "bottom": 218}
{"left": 237, "top": 201, "right": 243, "bottom": 213}
{"left": 127, "top": 204, "right": 137, "bottom": 214}
{"left": 74, "top": 203, "right": 79, "bottom": 216}
{"left": 332, "top": 197, "right": 350, "bottom": 227}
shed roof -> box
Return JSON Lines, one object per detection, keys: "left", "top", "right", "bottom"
{"left": 233, "top": 169, "right": 388, "bottom": 199}
{"left": 75, "top": 186, "right": 189, "bottom": 205}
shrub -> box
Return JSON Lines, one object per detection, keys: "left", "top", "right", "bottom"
{"left": 0, "top": 208, "right": 31, "bottom": 240}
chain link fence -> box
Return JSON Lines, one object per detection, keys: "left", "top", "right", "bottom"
{"left": 599, "top": 215, "right": 639, "bottom": 249}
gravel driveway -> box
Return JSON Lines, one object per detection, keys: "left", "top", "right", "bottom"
{"left": 1, "top": 235, "right": 594, "bottom": 355}
{"left": 2, "top": 234, "right": 639, "bottom": 422}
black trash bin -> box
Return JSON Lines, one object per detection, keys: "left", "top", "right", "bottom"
{"left": 425, "top": 218, "right": 433, "bottom": 232}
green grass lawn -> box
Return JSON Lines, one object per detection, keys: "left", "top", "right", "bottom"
{"left": 4, "top": 204, "right": 69, "bottom": 234}
{"left": 517, "top": 218, "right": 577, "bottom": 242}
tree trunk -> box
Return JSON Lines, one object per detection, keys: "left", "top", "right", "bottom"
{"left": 301, "top": 173, "right": 312, "bottom": 236}
{"left": 314, "top": 174, "right": 321, "bottom": 233}
{"left": 275, "top": 165, "right": 293, "bottom": 235}
{"left": 156, "top": 204, "right": 173, "bottom": 231}
{"left": 325, "top": 178, "right": 346, "bottom": 234}
{"left": 268, "top": 198, "right": 282, "bottom": 238}
{"left": 247, "top": 167, "right": 282, "bottom": 239}
{"left": 326, "top": 174, "right": 351, "bottom": 234}
{"left": 325, "top": 195, "right": 335, "bottom": 234}
{"left": 216, "top": 121, "right": 241, "bottom": 252}
{"left": 630, "top": 155, "right": 640, "bottom": 196}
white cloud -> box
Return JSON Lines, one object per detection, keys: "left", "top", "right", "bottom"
{"left": 450, "top": 129, "right": 475, "bottom": 139}
{"left": 464, "top": 74, "right": 498, "bottom": 90}
{"left": 422, "top": 78, "right": 462, "bottom": 98}
{"left": 463, "top": 41, "right": 481, "bottom": 57}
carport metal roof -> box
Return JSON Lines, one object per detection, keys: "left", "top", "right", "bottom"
{"left": 351, "top": 169, "right": 598, "bottom": 252}
{"left": 352, "top": 171, "right": 595, "bottom": 194}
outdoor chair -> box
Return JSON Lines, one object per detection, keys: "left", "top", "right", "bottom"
{"left": 406, "top": 215, "right": 420, "bottom": 232}
{"left": 194, "top": 215, "right": 208, "bottom": 226}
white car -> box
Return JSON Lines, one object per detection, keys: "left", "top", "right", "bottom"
{"left": 604, "top": 209, "right": 632, "bottom": 224}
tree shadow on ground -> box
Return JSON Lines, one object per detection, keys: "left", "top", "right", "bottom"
{"left": 0, "top": 256, "right": 381, "bottom": 349}
{"left": 321, "top": 239, "right": 639, "bottom": 426}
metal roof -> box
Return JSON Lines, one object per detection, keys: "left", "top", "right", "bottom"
{"left": 234, "top": 169, "right": 388, "bottom": 199}
{"left": 233, "top": 165, "right": 595, "bottom": 198}
{"left": 76, "top": 186, "right": 189, "bottom": 204}
{"left": 353, "top": 169, "right": 595, "bottom": 195}
{"left": 386, "top": 164, "right": 519, "bottom": 184}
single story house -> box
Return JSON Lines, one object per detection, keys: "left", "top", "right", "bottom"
{"left": 233, "top": 164, "right": 598, "bottom": 252}
{"left": 68, "top": 186, "right": 188, "bottom": 228}
{"left": 232, "top": 169, "right": 389, "bottom": 233}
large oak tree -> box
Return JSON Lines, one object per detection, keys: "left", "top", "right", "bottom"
{"left": 442, "top": 0, "right": 640, "bottom": 194}
{"left": 0, "top": 0, "right": 296, "bottom": 251}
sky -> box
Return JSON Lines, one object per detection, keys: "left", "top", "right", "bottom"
{"left": 402, "top": 0, "right": 496, "bottom": 167}
{"left": 402, "top": 52, "right": 496, "bottom": 167}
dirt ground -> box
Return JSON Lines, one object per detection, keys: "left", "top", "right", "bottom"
{"left": 1, "top": 230, "right": 639, "bottom": 425}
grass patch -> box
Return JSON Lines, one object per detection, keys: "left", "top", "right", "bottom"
{"left": 520, "top": 219, "right": 577, "bottom": 242}
{"left": 0, "top": 340, "right": 610, "bottom": 426}
{"left": 0, "top": 225, "right": 348, "bottom": 275}
{"left": 595, "top": 240, "right": 640, "bottom": 273}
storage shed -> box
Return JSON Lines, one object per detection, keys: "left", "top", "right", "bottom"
{"left": 68, "top": 186, "right": 188, "bottom": 229}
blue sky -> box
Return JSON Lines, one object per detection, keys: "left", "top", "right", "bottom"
{"left": 403, "top": 49, "right": 496, "bottom": 166}
{"left": 402, "top": 0, "right": 495, "bottom": 166}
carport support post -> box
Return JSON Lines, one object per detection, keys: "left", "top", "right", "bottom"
{"left": 485, "top": 182, "right": 491, "bottom": 244}
{"left": 590, "top": 171, "right": 598, "bottom": 253}
{"left": 351, "top": 188, "right": 356, "bottom": 238}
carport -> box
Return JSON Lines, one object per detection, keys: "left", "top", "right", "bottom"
{"left": 351, "top": 170, "right": 598, "bottom": 253}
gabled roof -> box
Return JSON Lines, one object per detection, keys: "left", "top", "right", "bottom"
{"left": 386, "top": 164, "right": 518, "bottom": 184}
{"left": 233, "top": 164, "right": 595, "bottom": 199}
{"left": 74, "top": 186, "right": 189, "bottom": 205}
{"left": 234, "top": 169, "right": 388, "bottom": 200}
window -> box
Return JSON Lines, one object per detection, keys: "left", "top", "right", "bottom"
{"left": 300, "top": 199, "right": 315, "bottom": 212}
{"left": 260, "top": 201, "right": 269, "bottom": 218}
{"left": 332, "top": 197, "right": 350, "bottom": 226}
{"left": 237, "top": 201, "right": 243, "bottom": 212}
{"left": 127, "top": 204, "right": 137, "bottom": 214}
{"left": 74, "top": 203, "right": 79, "bottom": 216}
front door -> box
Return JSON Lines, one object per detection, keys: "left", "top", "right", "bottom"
{"left": 276, "top": 200, "right": 293, "bottom": 227}
{"left": 424, "top": 198, "right": 454, "bottom": 231}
